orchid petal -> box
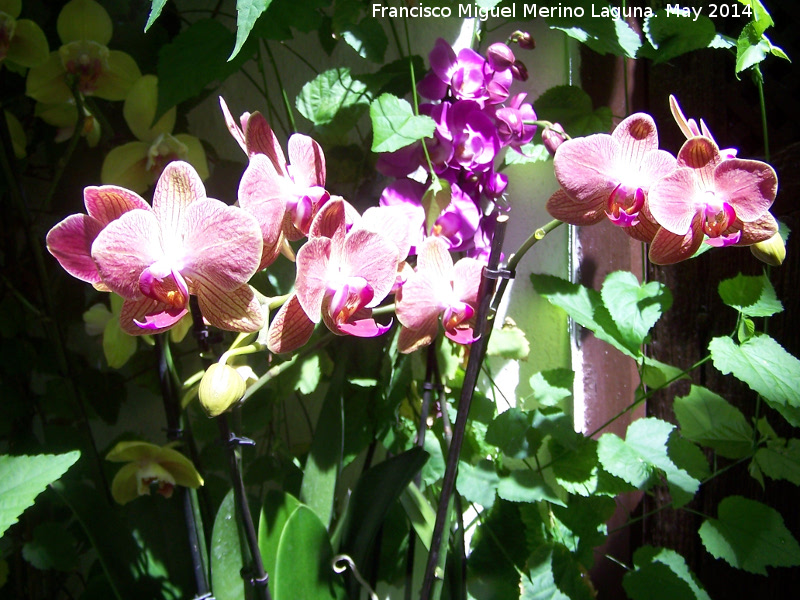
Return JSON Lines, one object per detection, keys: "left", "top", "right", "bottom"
{"left": 713, "top": 157, "right": 777, "bottom": 223}
{"left": 267, "top": 294, "right": 316, "bottom": 354}
{"left": 239, "top": 152, "right": 286, "bottom": 206}
{"left": 46, "top": 213, "right": 105, "bottom": 285}
{"left": 25, "top": 52, "right": 71, "bottom": 104}
{"left": 398, "top": 317, "right": 439, "bottom": 354}
{"left": 648, "top": 167, "right": 699, "bottom": 235}
{"left": 288, "top": 134, "right": 326, "bottom": 188}
{"left": 152, "top": 161, "right": 205, "bottom": 241}
{"left": 244, "top": 111, "right": 285, "bottom": 168}
{"left": 219, "top": 97, "right": 247, "bottom": 153}
{"left": 6, "top": 19, "right": 49, "bottom": 68}
{"left": 174, "top": 133, "right": 209, "bottom": 181}
{"left": 445, "top": 325, "right": 478, "bottom": 345}
{"left": 417, "top": 235, "right": 454, "bottom": 275}
{"left": 308, "top": 197, "right": 347, "bottom": 239}
{"left": 119, "top": 297, "right": 175, "bottom": 335}
{"left": 356, "top": 205, "right": 414, "bottom": 261}
{"left": 124, "top": 75, "right": 176, "bottom": 143}
{"left": 396, "top": 268, "right": 447, "bottom": 331}
{"left": 553, "top": 133, "right": 619, "bottom": 207}
{"left": 110, "top": 462, "right": 140, "bottom": 505}
{"left": 196, "top": 282, "right": 264, "bottom": 332}
{"left": 648, "top": 218, "right": 705, "bottom": 265}
{"left": 546, "top": 189, "right": 606, "bottom": 227}
{"left": 100, "top": 141, "right": 150, "bottom": 192}
{"left": 84, "top": 185, "right": 151, "bottom": 224}
{"left": 92, "top": 50, "right": 141, "bottom": 101}
{"left": 334, "top": 310, "right": 392, "bottom": 338}
{"left": 134, "top": 305, "right": 188, "bottom": 330}
{"left": 342, "top": 229, "right": 400, "bottom": 307}
{"left": 612, "top": 112, "right": 660, "bottom": 155}
{"left": 295, "top": 237, "right": 332, "bottom": 322}
{"left": 452, "top": 257, "right": 484, "bottom": 305}
{"left": 57, "top": 0, "right": 113, "bottom": 45}
{"left": 676, "top": 136, "right": 719, "bottom": 179}
{"left": 734, "top": 212, "right": 779, "bottom": 246}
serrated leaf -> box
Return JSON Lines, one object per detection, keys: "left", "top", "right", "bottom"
{"left": 230, "top": 0, "right": 272, "bottom": 60}
{"left": 641, "top": 356, "right": 688, "bottom": 389}
{"left": 145, "top": 0, "right": 168, "bottom": 31}
{"left": 674, "top": 385, "right": 753, "bottom": 459}
{"left": 487, "top": 319, "right": 530, "bottom": 360}
{"left": 709, "top": 334, "right": 800, "bottom": 410}
{"left": 21, "top": 522, "right": 78, "bottom": 572}
{"left": 737, "top": 0, "right": 773, "bottom": 36}
{"left": 600, "top": 271, "right": 672, "bottom": 349}
{"left": 528, "top": 368, "right": 573, "bottom": 408}
{"left": 531, "top": 273, "right": 638, "bottom": 358}
{"left": 457, "top": 459, "right": 499, "bottom": 509}
{"left": 0, "top": 452, "right": 80, "bottom": 539}
{"left": 736, "top": 23, "right": 770, "bottom": 73}
{"left": 505, "top": 143, "right": 551, "bottom": 166}
{"left": 699, "top": 496, "right": 800, "bottom": 574}
{"left": 545, "top": 0, "right": 641, "bottom": 58}
{"left": 623, "top": 545, "right": 711, "bottom": 600}
{"left": 486, "top": 408, "right": 535, "bottom": 460}
{"left": 296, "top": 67, "right": 371, "bottom": 133}
{"left": 522, "top": 542, "right": 593, "bottom": 600}
{"left": 718, "top": 273, "right": 783, "bottom": 317}
{"left": 753, "top": 439, "right": 800, "bottom": 485}
{"left": 370, "top": 93, "right": 435, "bottom": 153}
{"left": 549, "top": 437, "right": 599, "bottom": 497}
{"left": 640, "top": 10, "right": 717, "bottom": 63}
{"left": 497, "top": 470, "right": 565, "bottom": 506}
{"left": 533, "top": 85, "right": 612, "bottom": 137}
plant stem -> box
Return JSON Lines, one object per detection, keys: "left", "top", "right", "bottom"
{"left": 419, "top": 214, "right": 509, "bottom": 600}
{"left": 263, "top": 40, "right": 297, "bottom": 134}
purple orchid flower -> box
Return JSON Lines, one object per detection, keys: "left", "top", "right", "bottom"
{"left": 647, "top": 136, "right": 778, "bottom": 264}
{"left": 447, "top": 100, "right": 500, "bottom": 173}
{"left": 83, "top": 161, "right": 264, "bottom": 334}
{"left": 493, "top": 92, "right": 537, "bottom": 150}
{"left": 548, "top": 113, "right": 676, "bottom": 236}
{"left": 396, "top": 236, "right": 484, "bottom": 353}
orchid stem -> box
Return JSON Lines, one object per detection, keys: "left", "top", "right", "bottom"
{"left": 263, "top": 40, "right": 297, "bottom": 134}
{"left": 419, "top": 214, "right": 510, "bottom": 600}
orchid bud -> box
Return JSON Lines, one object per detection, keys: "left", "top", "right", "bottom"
{"left": 750, "top": 232, "right": 786, "bottom": 266}
{"left": 542, "top": 123, "right": 566, "bottom": 156}
{"left": 198, "top": 363, "right": 247, "bottom": 417}
{"left": 510, "top": 60, "right": 528, "bottom": 82}
{"left": 510, "top": 31, "right": 535, "bottom": 50}
{"left": 486, "top": 43, "right": 515, "bottom": 71}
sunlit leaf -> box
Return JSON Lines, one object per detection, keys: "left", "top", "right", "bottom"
{"left": 752, "top": 439, "right": 800, "bottom": 486}
{"left": 230, "top": 0, "right": 273, "bottom": 60}
{"left": 370, "top": 93, "right": 435, "bottom": 153}
{"left": 674, "top": 385, "right": 753, "bottom": 459}
{"left": 545, "top": 0, "right": 641, "bottom": 58}
{"left": 718, "top": 273, "right": 782, "bottom": 317}
{"left": 640, "top": 10, "right": 717, "bottom": 63}
{"left": 600, "top": 270, "right": 671, "bottom": 349}
{"left": 534, "top": 85, "right": 612, "bottom": 137}
{"left": 623, "top": 545, "right": 711, "bottom": 600}
{"left": 457, "top": 459, "right": 499, "bottom": 509}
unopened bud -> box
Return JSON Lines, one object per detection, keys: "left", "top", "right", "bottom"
{"left": 198, "top": 363, "right": 247, "bottom": 417}
{"left": 542, "top": 123, "right": 566, "bottom": 156}
{"left": 750, "top": 232, "right": 786, "bottom": 266}
{"left": 486, "top": 43, "right": 515, "bottom": 71}
{"left": 510, "top": 60, "right": 529, "bottom": 82}
{"left": 510, "top": 31, "right": 535, "bottom": 50}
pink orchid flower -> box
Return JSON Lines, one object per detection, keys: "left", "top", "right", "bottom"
{"left": 669, "top": 95, "right": 737, "bottom": 160}
{"left": 548, "top": 113, "right": 676, "bottom": 238}
{"left": 220, "top": 97, "right": 329, "bottom": 240}
{"left": 648, "top": 136, "right": 778, "bottom": 264}
{"left": 395, "top": 236, "right": 484, "bottom": 354}
{"left": 294, "top": 199, "right": 400, "bottom": 338}
{"left": 86, "top": 161, "right": 264, "bottom": 334}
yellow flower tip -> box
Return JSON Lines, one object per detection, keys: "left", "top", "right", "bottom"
{"left": 198, "top": 363, "right": 247, "bottom": 417}
{"left": 57, "top": 0, "right": 112, "bottom": 46}
{"left": 750, "top": 232, "right": 786, "bottom": 267}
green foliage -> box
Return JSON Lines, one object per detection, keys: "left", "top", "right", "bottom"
{"left": 533, "top": 85, "right": 613, "bottom": 137}
{"left": 22, "top": 522, "right": 79, "bottom": 572}
{"left": 230, "top": 0, "right": 273, "bottom": 60}
{"left": 456, "top": 459, "right": 500, "bottom": 509}
{"left": 0, "top": 452, "right": 80, "bottom": 539}
{"left": 211, "top": 491, "right": 245, "bottom": 600}
{"left": 544, "top": 0, "right": 641, "bottom": 58}
{"left": 369, "top": 93, "right": 436, "bottom": 153}
{"left": 698, "top": 496, "right": 800, "bottom": 574}
{"left": 752, "top": 438, "right": 800, "bottom": 486}
{"left": 718, "top": 273, "right": 783, "bottom": 318}
{"left": 297, "top": 67, "right": 372, "bottom": 136}
{"left": 623, "top": 546, "right": 710, "bottom": 600}
{"left": 640, "top": 10, "right": 717, "bottom": 64}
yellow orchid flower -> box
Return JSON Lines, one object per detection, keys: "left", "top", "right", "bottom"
{"left": 0, "top": 0, "right": 49, "bottom": 72}
{"left": 25, "top": 0, "right": 140, "bottom": 104}
{"left": 101, "top": 75, "right": 209, "bottom": 193}
{"left": 35, "top": 96, "right": 101, "bottom": 146}
{"left": 106, "top": 440, "right": 204, "bottom": 505}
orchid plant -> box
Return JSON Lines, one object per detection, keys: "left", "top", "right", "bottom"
{"left": 2, "top": 2, "right": 799, "bottom": 600}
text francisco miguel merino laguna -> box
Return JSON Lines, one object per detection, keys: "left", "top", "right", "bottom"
{"left": 372, "top": 3, "right": 658, "bottom": 19}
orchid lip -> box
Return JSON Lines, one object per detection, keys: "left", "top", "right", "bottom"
{"left": 327, "top": 277, "right": 374, "bottom": 326}
{"left": 606, "top": 184, "right": 644, "bottom": 228}
{"left": 701, "top": 201, "right": 736, "bottom": 238}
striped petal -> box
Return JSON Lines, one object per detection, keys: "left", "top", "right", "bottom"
{"left": 267, "top": 294, "right": 315, "bottom": 354}
{"left": 196, "top": 281, "right": 264, "bottom": 332}
{"left": 152, "top": 161, "right": 205, "bottom": 243}
{"left": 288, "top": 134, "right": 326, "bottom": 188}
{"left": 648, "top": 218, "right": 704, "bottom": 265}
{"left": 84, "top": 185, "right": 151, "bottom": 225}
{"left": 46, "top": 213, "right": 105, "bottom": 285}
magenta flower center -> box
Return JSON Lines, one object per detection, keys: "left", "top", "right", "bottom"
{"left": 606, "top": 183, "right": 645, "bottom": 227}
{"left": 700, "top": 194, "right": 736, "bottom": 238}
{"left": 442, "top": 301, "right": 474, "bottom": 333}
{"left": 139, "top": 264, "right": 189, "bottom": 310}
{"left": 327, "top": 276, "right": 374, "bottom": 325}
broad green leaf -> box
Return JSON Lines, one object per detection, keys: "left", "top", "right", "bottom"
{"left": 673, "top": 385, "right": 753, "bottom": 459}
{"left": 486, "top": 408, "right": 536, "bottom": 460}
{"left": 522, "top": 542, "right": 594, "bottom": 600}
{"left": 0, "top": 452, "right": 80, "bottom": 538}
{"left": 487, "top": 319, "right": 530, "bottom": 360}
{"left": 752, "top": 439, "right": 800, "bottom": 485}
{"left": 370, "top": 93, "right": 435, "bottom": 153}
{"left": 468, "top": 501, "right": 527, "bottom": 597}
{"left": 699, "top": 496, "right": 800, "bottom": 574}
{"left": 641, "top": 356, "right": 688, "bottom": 389}
{"left": 718, "top": 273, "right": 783, "bottom": 318}
{"left": 259, "top": 490, "right": 302, "bottom": 582}
{"left": 600, "top": 271, "right": 672, "bottom": 349}
{"left": 340, "top": 17, "right": 387, "bottom": 62}
{"left": 22, "top": 522, "right": 78, "bottom": 572}
{"left": 505, "top": 143, "right": 551, "bottom": 166}
{"left": 144, "top": 0, "right": 168, "bottom": 31}
{"left": 737, "top": 0, "right": 772, "bottom": 36}
{"left": 527, "top": 368, "right": 573, "bottom": 408}
{"left": 497, "top": 470, "right": 565, "bottom": 506}
{"left": 736, "top": 23, "right": 770, "bottom": 73}
{"left": 623, "top": 545, "right": 711, "bottom": 600}
{"left": 420, "top": 433, "right": 445, "bottom": 485}
{"left": 296, "top": 68, "right": 371, "bottom": 133}
{"left": 230, "top": 0, "right": 272, "bottom": 60}
{"left": 549, "top": 437, "right": 599, "bottom": 497}
{"left": 211, "top": 490, "right": 244, "bottom": 600}
{"left": 709, "top": 334, "right": 800, "bottom": 410}
{"left": 640, "top": 10, "right": 717, "bottom": 63}
{"left": 597, "top": 418, "right": 700, "bottom": 506}
{"left": 545, "top": 0, "right": 641, "bottom": 58}
{"left": 531, "top": 273, "right": 637, "bottom": 358}
{"left": 533, "top": 85, "right": 612, "bottom": 137}
{"left": 356, "top": 55, "right": 425, "bottom": 98}
{"left": 274, "top": 505, "right": 341, "bottom": 600}
{"left": 456, "top": 459, "right": 500, "bottom": 509}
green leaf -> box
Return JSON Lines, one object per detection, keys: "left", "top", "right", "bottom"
{"left": 144, "top": 0, "right": 168, "bottom": 31}
{"left": 487, "top": 318, "right": 530, "bottom": 360}
{"left": 530, "top": 273, "right": 637, "bottom": 358}
{"left": 737, "top": 0, "right": 773, "bottom": 36}
{"left": 340, "top": 17, "right": 387, "bottom": 62}
{"left": 296, "top": 68, "right": 371, "bottom": 134}
{"left": 421, "top": 177, "right": 451, "bottom": 236}
{"left": 211, "top": 490, "right": 244, "bottom": 600}
{"left": 497, "top": 470, "right": 566, "bottom": 506}
{"left": 545, "top": 0, "right": 641, "bottom": 58}
{"left": 753, "top": 439, "right": 800, "bottom": 485}
{"left": 399, "top": 482, "right": 435, "bottom": 551}
{"left": 736, "top": 23, "right": 770, "bottom": 73}
{"left": 600, "top": 271, "right": 672, "bottom": 348}
{"left": 22, "top": 522, "right": 78, "bottom": 572}
{"left": 673, "top": 385, "right": 754, "bottom": 459}
{"left": 468, "top": 501, "right": 526, "bottom": 597}
{"left": 457, "top": 459, "right": 499, "bottom": 509}
{"left": 550, "top": 437, "right": 600, "bottom": 497}
{"left": 623, "top": 545, "right": 711, "bottom": 600}
{"left": 486, "top": 408, "right": 536, "bottom": 460}
{"left": 641, "top": 356, "right": 689, "bottom": 389}
{"left": 369, "top": 93, "right": 435, "bottom": 153}
{"left": 274, "top": 505, "right": 340, "bottom": 600}
{"left": 0, "top": 452, "right": 80, "bottom": 538}
{"left": 259, "top": 490, "right": 302, "bottom": 582}
{"left": 420, "top": 432, "right": 445, "bottom": 485}
{"left": 157, "top": 19, "right": 255, "bottom": 120}
{"left": 505, "top": 143, "right": 551, "bottom": 166}
{"left": 533, "top": 85, "right": 612, "bottom": 137}
{"left": 640, "top": 10, "right": 717, "bottom": 63}
{"left": 718, "top": 273, "right": 783, "bottom": 317}
{"left": 230, "top": 0, "right": 272, "bottom": 60}
{"left": 699, "top": 495, "right": 800, "bottom": 574}
{"left": 522, "top": 542, "right": 594, "bottom": 600}
{"left": 528, "top": 368, "right": 573, "bottom": 408}
{"left": 709, "top": 334, "right": 800, "bottom": 410}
